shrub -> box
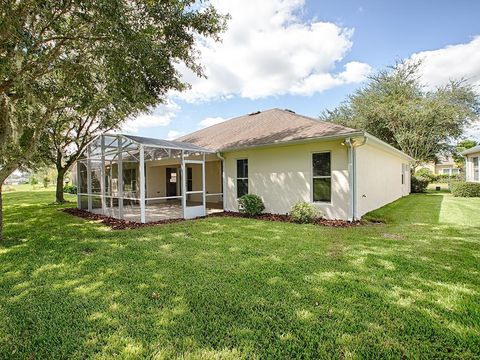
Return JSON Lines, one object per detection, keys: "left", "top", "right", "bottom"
{"left": 415, "top": 168, "right": 437, "bottom": 182}
{"left": 436, "top": 174, "right": 462, "bottom": 183}
{"left": 411, "top": 176, "right": 429, "bottom": 193}
{"left": 450, "top": 181, "right": 480, "bottom": 197}
{"left": 63, "top": 184, "right": 77, "bottom": 194}
{"left": 290, "top": 202, "right": 321, "bottom": 224}
{"left": 43, "top": 176, "right": 50, "bottom": 188}
{"left": 238, "top": 194, "right": 265, "bottom": 216}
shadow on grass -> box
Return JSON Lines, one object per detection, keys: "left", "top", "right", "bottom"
{"left": 1, "top": 191, "right": 480, "bottom": 358}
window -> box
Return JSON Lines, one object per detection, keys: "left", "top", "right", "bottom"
{"left": 187, "top": 167, "right": 193, "bottom": 192}
{"left": 474, "top": 157, "right": 479, "bottom": 182}
{"left": 451, "top": 168, "right": 459, "bottom": 175}
{"left": 312, "top": 152, "right": 331, "bottom": 202}
{"left": 123, "top": 168, "right": 137, "bottom": 192}
{"left": 236, "top": 159, "right": 248, "bottom": 198}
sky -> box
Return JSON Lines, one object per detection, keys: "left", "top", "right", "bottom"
{"left": 124, "top": 0, "right": 480, "bottom": 140}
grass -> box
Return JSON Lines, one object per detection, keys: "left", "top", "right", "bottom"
{"left": 1, "top": 188, "right": 479, "bottom": 359}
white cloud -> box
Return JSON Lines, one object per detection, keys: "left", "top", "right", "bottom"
{"left": 176, "top": 0, "right": 371, "bottom": 102}
{"left": 166, "top": 130, "right": 185, "bottom": 140}
{"left": 412, "top": 36, "right": 480, "bottom": 92}
{"left": 121, "top": 100, "right": 180, "bottom": 133}
{"left": 199, "top": 116, "right": 228, "bottom": 128}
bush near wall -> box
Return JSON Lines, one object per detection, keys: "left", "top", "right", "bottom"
{"left": 238, "top": 194, "right": 265, "bottom": 216}
{"left": 411, "top": 176, "right": 429, "bottom": 193}
{"left": 450, "top": 181, "right": 480, "bottom": 197}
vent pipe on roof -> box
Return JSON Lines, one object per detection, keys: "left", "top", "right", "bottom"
{"left": 248, "top": 111, "right": 261, "bottom": 116}
{"left": 284, "top": 109, "right": 295, "bottom": 113}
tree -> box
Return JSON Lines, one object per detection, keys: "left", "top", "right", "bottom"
{"left": 321, "top": 60, "right": 480, "bottom": 168}
{"left": 452, "top": 139, "right": 478, "bottom": 171}
{"left": 36, "top": 62, "right": 147, "bottom": 203}
{"left": 0, "top": 0, "right": 227, "bottom": 240}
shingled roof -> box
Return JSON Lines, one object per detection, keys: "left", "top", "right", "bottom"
{"left": 177, "top": 108, "right": 360, "bottom": 151}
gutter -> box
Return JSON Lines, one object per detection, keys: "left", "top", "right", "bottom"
{"left": 219, "top": 132, "right": 364, "bottom": 153}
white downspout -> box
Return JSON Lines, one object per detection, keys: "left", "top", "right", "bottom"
{"left": 345, "top": 136, "right": 367, "bottom": 221}
{"left": 345, "top": 138, "right": 354, "bottom": 222}
{"left": 216, "top": 152, "right": 226, "bottom": 211}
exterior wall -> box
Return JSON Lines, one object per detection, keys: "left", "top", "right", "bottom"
{"left": 465, "top": 151, "right": 480, "bottom": 182}
{"left": 145, "top": 159, "right": 222, "bottom": 202}
{"left": 435, "top": 164, "right": 459, "bottom": 175}
{"left": 356, "top": 143, "right": 411, "bottom": 217}
{"left": 223, "top": 140, "right": 351, "bottom": 220}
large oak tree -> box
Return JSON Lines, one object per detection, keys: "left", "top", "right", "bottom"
{"left": 0, "top": 0, "right": 227, "bottom": 240}
{"left": 321, "top": 61, "right": 480, "bottom": 168}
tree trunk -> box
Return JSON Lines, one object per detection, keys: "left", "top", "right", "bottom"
{"left": 56, "top": 169, "right": 66, "bottom": 203}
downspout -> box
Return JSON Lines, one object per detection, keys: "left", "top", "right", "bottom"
{"left": 345, "top": 138, "right": 354, "bottom": 222}
{"left": 216, "top": 152, "right": 226, "bottom": 211}
{"left": 345, "top": 136, "right": 367, "bottom": 221}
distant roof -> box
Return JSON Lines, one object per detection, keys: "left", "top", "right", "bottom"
{"left": 177, "top": 108, "right": 361, "bottom": 151}
{"left": 123, "top": 134, "right": 213, "bottom": 153}
{"left": 461, "top": 145, "right": 480, "bottom": 155}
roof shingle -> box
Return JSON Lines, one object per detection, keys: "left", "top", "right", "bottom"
{"left": 177, "top": 108, "right": 360, "bottom": 151}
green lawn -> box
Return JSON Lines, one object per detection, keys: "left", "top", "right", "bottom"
{"left": 1, "top": 190, "right": 479, "bottom": 359}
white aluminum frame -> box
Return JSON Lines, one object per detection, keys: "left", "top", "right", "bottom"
{"left": 77, "top": 134, "right": 215, "bottom": 223}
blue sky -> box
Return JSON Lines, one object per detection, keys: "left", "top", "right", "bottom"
{"left": 126, "top": 0, "right": 480, "bottom": 140}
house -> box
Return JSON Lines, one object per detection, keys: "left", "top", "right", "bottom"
{"left": 461, "top": 145, "right": 480, "bottom": 182}
{"left": 76, "top": 109, "right": 413, "bottom": 223}
{"left": 418, "top": 156, "right": 460, "bottom": 176}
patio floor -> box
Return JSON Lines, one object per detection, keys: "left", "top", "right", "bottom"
{"left": 91, "top": 200, "right": 223, "bottom": 222}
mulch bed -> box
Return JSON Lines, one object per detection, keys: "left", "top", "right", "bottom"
{"left": 209, "top": 211, "right": 363, "bottom": 227}
{"left": 63, "top": 208, "right": 363, "bottom": 230}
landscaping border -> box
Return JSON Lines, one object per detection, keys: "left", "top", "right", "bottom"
{"left": 63, "top": 208, "right": 363, "bottom": 230}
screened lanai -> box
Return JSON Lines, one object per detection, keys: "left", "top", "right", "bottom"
{"left": 76, "top": 134, "right": 224, "bottom": 223}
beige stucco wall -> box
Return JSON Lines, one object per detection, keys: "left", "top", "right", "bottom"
{"left": 145, "top": 159, "right": 222, "bottom": 202}
{"left": 355, "top": 143, "right": 411, "bottom": 217}
{"left": 465, "top": 151, "right": 480, "bottom": 182}
{"left": 223, "top": 140, "right": 351, "bottom": 220}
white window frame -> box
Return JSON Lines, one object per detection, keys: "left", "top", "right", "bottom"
{"left": 474, "top": 157, "right": 479, "bottom": 182}
{"left": 311, "top": 151, "right": 332, "bottom": 204}
{"left": 236, "top": 158, "right": 249, "bottom": 198}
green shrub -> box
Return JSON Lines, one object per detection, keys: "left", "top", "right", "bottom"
{"left": 450, "top": 181, "right": 480, "bottom": 197}
{"left": 411, "top": 176, "right": 429, "bottom": 193}
{"left": 63, "top": 184, "right": 77, "bottom": 194}
{"left": 436, "top": 174, "right": 462, "bottom": 183}
{"left": 415, "top": 168, "right": 437, "bottom": 182}
{"left": 290, "top": 202, "right": 321, "bottom": 224}
{"left": 43, "top": 176, "right": 50, "bottom": 188}
{"left": 238, "top": 194, "right": 265, "bottom": 216}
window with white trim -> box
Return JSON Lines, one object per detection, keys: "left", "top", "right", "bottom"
{"left": 236, "top": 159, "right": 248, "bottom": 198}
{"left": 312, "top": 152, "right": 331, "bottom": 202}
{"left": 474, "top": 157, "right": 479, "bottom": 182}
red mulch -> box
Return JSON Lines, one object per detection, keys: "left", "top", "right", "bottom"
{"left": 209, "top": 211, "right": 363, "bottom": 227}
{"left": 63, "top": 208, "right": 363, "bottom": 230}
{"left": 62, "top": 208, "right": 184, "bottom": 230}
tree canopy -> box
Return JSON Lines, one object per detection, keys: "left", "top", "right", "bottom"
{"left": 0, "top": 0, "right": 227, "bottom": 239}
{"left": 321, "top": 61, "right": 480, "bottom": 166}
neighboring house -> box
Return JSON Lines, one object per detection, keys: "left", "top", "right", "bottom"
{"left": 76, "top": 108, "right": 413, "bottom": 223}
{"left": 461, "top": 145, "right": 480, "bottom": 182}
{"left": 434, "top": 156, "right": 460, "bottom": 176}
{"left": 418, "top": 157, "right": 460, "bottom": 176}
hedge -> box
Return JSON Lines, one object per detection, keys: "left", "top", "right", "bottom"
{"left": 450, "top": 181, "right": 480, "bottom": 197}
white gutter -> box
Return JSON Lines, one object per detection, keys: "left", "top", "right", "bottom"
{"left": 219, "top": 132, "right": 364, "bottom": 153}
